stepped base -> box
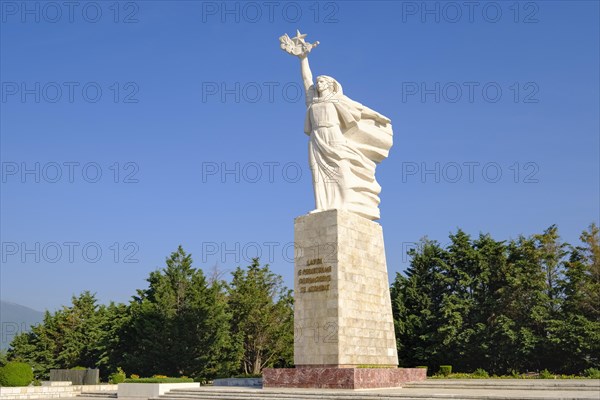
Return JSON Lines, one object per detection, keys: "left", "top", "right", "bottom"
{"left": 263, "top": 367, "right": 426, "bottom": 389}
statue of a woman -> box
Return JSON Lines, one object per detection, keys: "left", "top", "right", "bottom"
{"left": 280, "top": 31, "right": 393, "bottom": 221}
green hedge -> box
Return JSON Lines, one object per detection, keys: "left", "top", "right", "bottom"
{"left": 123, "top": 377, "right": 194, "bottom": 383}
{"left": 439, "top": 365, "right": 452, "bottom": 376}
{"left": 0, "top": 362, "right": 34, "bottom": 387}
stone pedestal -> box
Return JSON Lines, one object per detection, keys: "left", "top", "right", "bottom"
{"left": 293, "top": 209, "right": 398, "bottom": 366}
{"left": 264, "top": 210, "right": 425, "bottom": 389}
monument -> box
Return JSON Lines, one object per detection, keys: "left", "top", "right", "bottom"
{"left": 262, "top": 31, "right": 426, "bottom": 389}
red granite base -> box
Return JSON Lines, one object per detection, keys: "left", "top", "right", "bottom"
{"left": 262, "top": 367, "right": 426, "bottom": 389}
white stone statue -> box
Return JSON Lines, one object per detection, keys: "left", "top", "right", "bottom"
{"left": 280, "top": 31, "right": 393, "bottom": 221}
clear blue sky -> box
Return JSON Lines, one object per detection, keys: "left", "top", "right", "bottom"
{"left": 1, "top": 0, "right": 598, "bottom": 312}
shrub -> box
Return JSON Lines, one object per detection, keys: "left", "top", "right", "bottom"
{"left": 472, "top": 368, "right": 489, "bottom": 378}
{"left": 195, "top": 377, "right": 209, "bottom": 385}
{"left": 439, "top": 365, "right": 452, "bottom": 376}
{"left": 109, "top": 367, "right": 126, "bottom": 384}
{"left": 123, "top": 377, "right": 194, "bottom": 383}
{"left": 539, "top": 369, "right": 554, "bottom": 379}
{"left": 129, "top": 374, "right": 140, "bottom": 380}
{"left": 583, "top": 368, "right": 600, "bottom": 379}
{"left": 0, "top": 362, "right": 34, "bottom": 387}
{"left": 71, "top": 366, "right": 86, "bottom": 370}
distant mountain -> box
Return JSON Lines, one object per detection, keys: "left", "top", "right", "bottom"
{"left": 0, "top": 301, "right": 44, "bottom": 350}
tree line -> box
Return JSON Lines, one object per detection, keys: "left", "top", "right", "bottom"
{"left": 6, "top": 248, "right": 293, "bottom": 381}
{"left": 5, "top": 224, "right": 599, "bottom": 379}
{"left": 392, "top": 224, "right": 599, "bottom": 374}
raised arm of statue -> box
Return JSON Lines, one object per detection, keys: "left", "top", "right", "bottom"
{"left": 299, "top": 55, "right": 313, "bottom": 95}
{"left": 279, "top": 30, "right": 319, "bottom": 99}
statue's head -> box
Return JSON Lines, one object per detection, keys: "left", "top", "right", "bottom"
{"left": 316, "top": 75, "right": 343, "bottom": 97}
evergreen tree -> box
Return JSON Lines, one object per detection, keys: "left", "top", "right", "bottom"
{"left": 227, "top": 258, "right": 293, "bottom": 375}
{"left": 8, "top": 292, "right": 108, "bottom": 379}
{"left": 391, "top": 238, "right": 449, "bottom": 369}
{"left": 95, "top": 302, "right": 131, "bottom": 380}
{"left": 124, "top": 246, "right": 235, "bottom": 379}
{"left": 550, "top": 224, "right": 600, "bottom": 373}
{"left": 564, "top": 224, "right": 600, "bottom": 320}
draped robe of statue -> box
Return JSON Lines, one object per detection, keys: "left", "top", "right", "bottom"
{"left": 303, "top": 77, "right": 393, "bottom": 220}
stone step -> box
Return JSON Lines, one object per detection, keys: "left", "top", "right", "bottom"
{"left": 404, "top": 379, "right": 600, "bottom": 391}
{"left": 160, "top": 392, "right": 371, "bottom": 399}
{"left": 78, "top": 392, "right": 117, "bottom": 398}
{"left": 168, "top": 388, "right": 419, "bottom": 397}
{"left": 155, "top": 393, "right": 599, "bottom": 400}
{"left": 152, "top": 384, "right": 600, "bottom": 400}
{"left": 158, "top": 396, "right": 502, "bottom": 400}
{"left": 157, "top": 397, "right": 525, "bottom": 400}
{"left": 159, "top": 391, "right": 426, "bottom": 400}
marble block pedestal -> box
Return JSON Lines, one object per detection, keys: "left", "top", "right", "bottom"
{"left": 263, "top": 209, "right": 426, "bottom": 389}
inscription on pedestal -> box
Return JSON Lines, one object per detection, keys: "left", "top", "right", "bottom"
{"left": 298, "top": 258, "right": 332, "bottom": 293}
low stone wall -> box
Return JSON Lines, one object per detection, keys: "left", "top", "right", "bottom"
{"left": 213, "top": 378, "right": 262, "bottom": 387}
{"left": 50, "top": 369, "right": 99, "bottom": 385}
{"left": 0, "top": 382, "right": 117, "bottom": 400}
{"left": 117, "top": 383, "right": 200, "bottom": 400}
{"left": 80, "top": 384, "right": 117, "bottom": 394}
